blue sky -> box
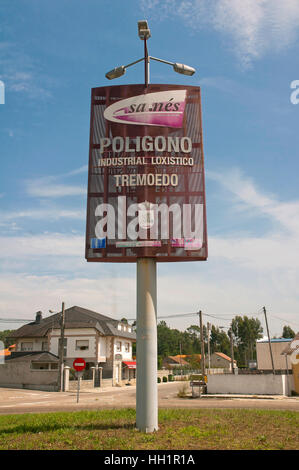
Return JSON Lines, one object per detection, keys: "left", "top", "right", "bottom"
{"left": 0, "top": 0, "right": 299, "bottom": 337}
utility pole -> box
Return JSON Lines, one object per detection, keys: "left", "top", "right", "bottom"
{"left": 207, "top": 322, "right": 211, "bottom": 370}
{"left": 263, "top": 306, "right": 275, "bottom": 375}
{"left": 229, "top": 328, "right": 235, "bottom": 374}
{"left": 179, "top": 342, "right": 183, "bottom": 376}
{"left": 198, "top": 311, "right": 205, "bottom": 377}
{"left": 58, "top": 302, "right": 65, "bottom": 391}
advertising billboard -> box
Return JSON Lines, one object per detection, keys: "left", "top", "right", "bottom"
{"left": 85, "top": 84, "right": 208, "bottom": 262}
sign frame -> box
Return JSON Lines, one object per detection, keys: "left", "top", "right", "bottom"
{"left": 85, "top": 83, "right": 208, "bottom": 263}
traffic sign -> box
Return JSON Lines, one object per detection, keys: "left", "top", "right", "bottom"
{"left": 73, "top": 358, "right": 86, "bottom": 372}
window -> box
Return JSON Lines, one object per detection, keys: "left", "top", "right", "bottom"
{"left": 21, "top": 342, "right": 33, "bottom": 351}
{"left": 76, "top": 340, "right": 89, "bottom": 351}
{"left": 31, "top": 362, "right": 50, "bottom": 370}
{"left": 125, "top": 343, "right": 130, "bottom": 352}
{"left": 116, "top": 341, "right": 122, "bottom": 352}
{"left": 42, "top": 342, "right": 48, "bottom": 351}
{"left": 31, "top": 362, "right": 58, "bottom": 370}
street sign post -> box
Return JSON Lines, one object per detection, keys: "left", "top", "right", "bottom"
{"left": 73, "top": 358, "right": 86, "bottom": 403}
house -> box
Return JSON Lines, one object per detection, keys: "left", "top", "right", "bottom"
{"left": 0, "top": 352, "right": 59, "bottom": 391}
{"left": 162, "top": 355, "right": 191, "bottom": 369}
{"left": 7, "top": 306, "right": 136, "bottom": 388}
{"left": 209, "top": 352, "right": 237, "bottom": 370}
{"left": 281, "top": 333, "right": 299, "bottom": 395}
{"left": 256, "top": 338, "right": 293, "bottom": 371}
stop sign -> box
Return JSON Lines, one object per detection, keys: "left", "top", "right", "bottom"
{"left": 73, "top": 358, "right": 86, "bottom": 372}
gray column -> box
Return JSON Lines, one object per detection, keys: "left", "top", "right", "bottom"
{"left": 136, "top": 258, "right": 158, "bottom": 433}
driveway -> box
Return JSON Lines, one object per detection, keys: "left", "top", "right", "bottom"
{"left": 0, "top": 382, "right": 298, "bottom": 415}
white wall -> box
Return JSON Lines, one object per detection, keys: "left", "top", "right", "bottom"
{"left": 98, "top": 336, "right": 107, "bottom": 362}
{"left": 16, "top": 338, "right": 47, "bottom": 352}
{"left": 50, "top": 328, "right": 97, "bottom": 359}
{"left": 114, "top": 337, "right": 133, "bottom": 360}
{"left": 207, "top": 374, "right": 295, "bottom": 396}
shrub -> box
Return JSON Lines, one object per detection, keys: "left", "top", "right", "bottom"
{"left": 162, "top": 376, "right": 168, "bottom": 383}
{"left": 157, "top": 377, "right": 161, "bottom": 383}
{"left": 177, "top": 383, "right": 189, "bottom": 398}
{"left": 168, "top": 374, "right": 174, "bottom": 382}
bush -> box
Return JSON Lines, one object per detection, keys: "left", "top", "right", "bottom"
{"left": 162, "top": 376, "right": 168, "bottom": 383}
{"left": 157, "top": 377, "right": 161, "bottom": 383}
{"left": 168, "top": 374, "right": 174, "bottom": 382}
{"left": 177, "top": 383, "right": 189, "bottom": 398}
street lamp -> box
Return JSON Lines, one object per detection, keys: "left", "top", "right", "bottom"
{"left": 105, "top": 19, "right": 196, "bottom": 87}
{"left": 104, "top": 20, "right": 196, "bottom": 434}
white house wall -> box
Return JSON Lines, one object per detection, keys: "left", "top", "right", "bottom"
{"left": 113, "top": 336, "right": 133, "bottom": 360}
{"left": 98, "top": 336, "right": 107, "bottom": 362}
{"left": 50, "top": 328, "right": 97, "bottom": 359}
{"left": 16, "top": 338, "right": 47, "bottom": 352}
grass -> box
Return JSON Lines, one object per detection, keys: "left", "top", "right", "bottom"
{"left": 0, "top": 408, "right": 298, "bottom": 450}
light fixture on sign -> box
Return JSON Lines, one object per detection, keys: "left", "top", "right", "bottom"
{"left": 173, "top": 63, "right": 196, "bottom": 76}
{"left": 105, "top": 66, "right": 126, "bottom": 80}
{"left": 138, "top": 20, "right": 151, "bottom": 40}
{"left": 105, "top": 20, "right": 196, "bottom": 85}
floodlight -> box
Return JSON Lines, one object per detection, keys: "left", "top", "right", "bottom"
{"left": 173, "top": 63, "right": 196, "bottom": 76}
{"left": 105, "top": 66, "right": 126, "bottom": 80}
{"left": 138, "top": 20, "right": 151, "bottom": 40}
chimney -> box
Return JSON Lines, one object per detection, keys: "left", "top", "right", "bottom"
{"left": 35, "top": 311, "right": 42, "bottom": 324}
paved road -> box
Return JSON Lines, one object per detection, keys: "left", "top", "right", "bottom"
{"left": 0, "top": 382, "right": 298, "bottom": 415}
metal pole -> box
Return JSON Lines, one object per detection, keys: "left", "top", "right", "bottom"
{"left": 207, "top": 322, "right": 211, "bottom": 370}
{"left": 144, "top": 38, "right": 149, "bottom": 87}
{"left": 58, "top": 302, "right": 65, "bottom": 391}
{"left": 179, "top": 342, "right": 183, "bottom": 377}
{"left": 136, "top": 258, "right": 158, "bottom": 433}
{"left": 199, "top": 311, "right": 205, "bottom": 377}
{"left": 229, "top": 329, "right": 235, "bottom": 374}
{"left": 285, "top": 354, "right": 289, "bottom": 396}
{"left": 263, "top": 306, "right": 275, "bottom": 375}
{"left": 77, "top": 373, "right": 80, "bottom": 403}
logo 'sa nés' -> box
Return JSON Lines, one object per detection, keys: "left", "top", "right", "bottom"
{"left": 104, "top": 90, "right": 187, "bottom": 128}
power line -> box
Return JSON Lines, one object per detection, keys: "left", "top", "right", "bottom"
{"left": 0, "top": 318, "right": 34, "bottom": 323}
{"left": 268, "top": 314, "right": 299, "bottom": 329}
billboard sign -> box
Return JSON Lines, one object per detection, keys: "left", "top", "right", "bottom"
{"left": 85, "top": 84, "right": 208, "bottom": 263}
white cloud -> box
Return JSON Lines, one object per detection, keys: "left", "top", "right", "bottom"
{"left": 0, "top": 233, "right": 84, "bottom": 259}
{"left": 141, "top": 0, "right": 299, "bottom": 65}
{"left": 0, "top": 42, "right": 52, "bottom": 99}
{"left": 26, "top": 177, "right": 86, "bottom": 198}
{"left": 24, "top": 166, "right": 87, "bottom": 199}
{"left": 0, "top": 208, "right": 85, "bottom": 221}
{"left": 0, "top": 273, "right": 136, "bottom": 325}
{"left": 207, "top": 167, "right": 299, "bottom": 235}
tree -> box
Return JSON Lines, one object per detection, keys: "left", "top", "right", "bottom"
{"left": 210, "top": 326, "right": 230, "bottom": 356}
{"left": 282, "top": 325, "right": 295, "bottom": 338}
{"left": 231, "top": 316, "right": 263, "bottom": 366}
{"left": 0, "top": 330, "right": 14, "bottom": 348}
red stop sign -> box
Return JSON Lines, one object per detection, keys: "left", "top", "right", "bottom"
{"left": 73, "top": 358, "right": 86, "bottom": 372}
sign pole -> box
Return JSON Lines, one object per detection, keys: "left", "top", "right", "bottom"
{"left": 136, "top": 258, "right": 158, "bottom": 433}
{"left": 73, "top": 358, "right": 86, "bottom": 403}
